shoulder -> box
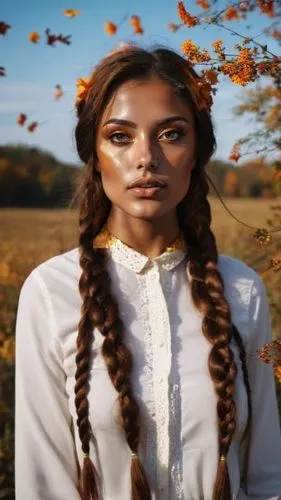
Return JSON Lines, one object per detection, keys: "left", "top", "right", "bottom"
{"left": 218, "top": 253, "right": 262, "bottom": 292}
{"left": 19, "top": 247, "right": 80, "bottom": 302}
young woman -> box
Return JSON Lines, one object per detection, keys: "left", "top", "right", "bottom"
{"left": 15, "top": 46, "right": 281, "bottom": 500}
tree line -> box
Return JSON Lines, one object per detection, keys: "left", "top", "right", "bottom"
{"left": 0, "top": 144, "right": 278, "bottom": 208}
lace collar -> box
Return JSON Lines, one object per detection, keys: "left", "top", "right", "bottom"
{"left": 93, "top": 226, "right": 187, "bottom": 274}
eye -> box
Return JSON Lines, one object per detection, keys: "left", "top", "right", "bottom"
{"left": 159, "top": 128, "right": 184, "bottom": 141}
{"left": 109, "top": 132, "right": 131, "bottom": 144}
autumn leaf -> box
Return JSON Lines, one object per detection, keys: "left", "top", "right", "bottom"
{"left": 28, "top": 32, "right": 40, "bottom": 43}
{"left": 27, "top": 121, "right": 38, "bottom": 133}
{"left": 254, "top": 228, "right": 272, "bottom": 245}
{"left": 167, "top": 22, "right": 180, "bottom": 33}
{"left": 17, "top": 113, "right": 27, "bottom": 126}
{"left": 45, "top": 28, "right": 71, "bottom": 46}
{"left": 196, "top": 0, "right": 210, "bottom": 10}
{"left": 177, "top": 1, "right": 199, "bottom": 27}
{"left": 223, "top": 6, "right": 242, "bottom": 21}
{"left": 229, "top": 143, "right": 241, "bottom": 162}
{"left": 63, "top": 9, "right": 80, "bottom": 18}
{"left": 258, "top": 340, "right": 281, "bottom": 366}
{"left": 54, "top": 84, "right": 63, "bottom": 100}
{"left": 0, "top": 21, "right": 11, "bottom": 36}
{"left": 129, "top": 15, "right": 144, "bottom": 35}
{"left": 104, "top": 21, "right": 117, "bottom": 36}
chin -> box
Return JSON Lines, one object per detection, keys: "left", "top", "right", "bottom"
{"left": 125, "top": 202, "right": 171, "bottom": 221}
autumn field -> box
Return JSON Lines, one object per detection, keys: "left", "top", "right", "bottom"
{"left": 0, "top": 198, "right": 281, "bottom": 498}
{"left": 0, "top": 197, "right": 278, "bottom": 282}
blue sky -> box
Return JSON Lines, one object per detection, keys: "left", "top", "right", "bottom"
{"left": 1, "top": 0, "right": 279, "bottom": 165}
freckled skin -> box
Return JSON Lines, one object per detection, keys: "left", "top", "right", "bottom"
{"left": 95, "top": 77, "right": 197, "bottom": 257}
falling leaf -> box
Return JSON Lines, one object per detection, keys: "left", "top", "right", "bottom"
{"left": 54, "top": 84, "right": 64, "bottom": 100}
{"left": 0, "top": 21, "right": 11, "bottom": 36}
{"left": 17, "top": 113, "right": 27, "bottom": 126}
{"left": 0, "top": 66, "right": 6, "bottom": 77}
{"left": 129, "top": 15, "right": 144, "bottom": 35}
{"left": 28, "top": 32, "right": 40, "bottom": 43}
{"left": 27, "top": 121, "right": 38, "bottom": 133}
{"left": 167, "top": 22, "right": 180, "bottom": 33}
{"left": 45, "top": 28, "right": 71, "bottom": 46}
{"left": 63, "top": 9, "right": 80, "bottom": 18}
{"left": 104, "top": 21, "right": 117, "bottom": 36}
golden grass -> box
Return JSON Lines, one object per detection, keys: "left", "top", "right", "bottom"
{"left": 0, "top": 197, "right": 276, "bottom": 286}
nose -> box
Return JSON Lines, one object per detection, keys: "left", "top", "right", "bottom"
{"left": 135, "top": 136, "right": 158, "bottom": 170}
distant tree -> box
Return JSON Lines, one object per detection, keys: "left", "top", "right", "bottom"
{"left": 223, "top": 170, "right": 240, "bottom": 197}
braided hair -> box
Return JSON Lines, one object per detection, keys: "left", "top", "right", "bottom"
{"left": 73, "top": 46, "right": 252, "bottom": 500}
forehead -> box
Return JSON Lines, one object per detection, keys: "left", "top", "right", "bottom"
{"left": 100, "top": 77, "right": 194, "bottom": 125}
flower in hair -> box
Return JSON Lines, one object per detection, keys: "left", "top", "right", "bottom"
{"left": 183, "top": 69, "right": 216, "bottom": 112}
{"left": 75, "top": 43, "right": 138, "bottom": 105}
{"left": 76, "top": 77, "right": 92, "bottom": 104}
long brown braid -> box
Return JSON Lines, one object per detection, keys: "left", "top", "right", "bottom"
{"left": 178, "top": 168, "right": 251, "bottom": 499}
{"left": 73, "top": 46, "right": 252, "bottom": 500}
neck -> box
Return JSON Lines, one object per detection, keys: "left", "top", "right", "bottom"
{"left": 106, "top": 210, "right": 181, "bottom": 259}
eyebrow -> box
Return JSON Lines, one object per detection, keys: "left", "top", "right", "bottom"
{"left": 102, "top": 116, "right": 190, "bottom": 128}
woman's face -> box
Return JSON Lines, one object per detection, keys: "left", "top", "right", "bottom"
{"left": 95, "top": 77, "right": 197, "bottom": 223}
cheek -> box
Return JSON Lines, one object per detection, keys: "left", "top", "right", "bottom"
{"left": 96, "top": 147, "right": 126, "bottom": 194}
{"left": 167, "top": 148, "right": 195, "bottom": 192}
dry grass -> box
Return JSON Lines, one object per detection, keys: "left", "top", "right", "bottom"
{"left": 0, "top": 197, "right": 276, "bottom": 285}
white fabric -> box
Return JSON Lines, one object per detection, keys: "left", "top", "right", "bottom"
{"left": 15, "top": 240, "right": 281, "bottom": 500}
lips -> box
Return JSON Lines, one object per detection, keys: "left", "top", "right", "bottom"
{"left": 128, "top": 177, "right": 167, "bottom": 189}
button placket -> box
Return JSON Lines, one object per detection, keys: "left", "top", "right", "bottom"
{"left": 146, "top": 263, "right": 172, "bottom": 499}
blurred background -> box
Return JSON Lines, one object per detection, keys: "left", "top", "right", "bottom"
{"left": 0, "top": 0, "right": 281, "bottom": 497}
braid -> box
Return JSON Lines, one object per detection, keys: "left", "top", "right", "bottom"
{"left": 232, "top": 324, "right": 252, "bottom": 494}
{"left": 74, "top": 165, "right": 151, "bottom": 499}
{"left": 178, "top": 170, "right": 251, "bottom": 500}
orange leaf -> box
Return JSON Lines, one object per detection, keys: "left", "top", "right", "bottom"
{"left": 63, "top": 9, "right": 80, "bottom": 18}
{"left": 28, "top": 31, "right": 40, "bottom": 43}
{"left": 17, "top": 113, "right": 27, "bottom": 126}
{"left": 104, "top": 21, "right": 117, "bottom": 36}
{"left": 27, "top": 121, "right": 38, "bottom": 132}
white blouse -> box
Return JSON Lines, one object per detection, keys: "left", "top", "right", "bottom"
{"left": 15, "top": 237, "right": 281, "bottom": 500}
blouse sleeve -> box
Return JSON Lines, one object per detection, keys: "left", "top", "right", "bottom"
{"left": 239, "top": 273, "right": 281, "bottom": 500}
{"left": 15, "top": 270, "right": 82, "bottom": 500}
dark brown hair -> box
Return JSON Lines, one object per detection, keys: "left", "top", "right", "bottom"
{"left": 73, "top": 46, "right": 251, "bottom": 500}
